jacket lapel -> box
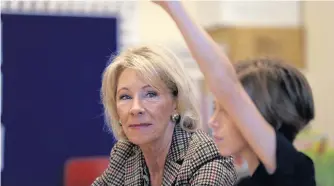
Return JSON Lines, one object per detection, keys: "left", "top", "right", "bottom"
{"left": 124, "top": 145, "right": 145, "bottom": 186}
{"left": 162, "top": 125, "right": 191, "bottom": 185}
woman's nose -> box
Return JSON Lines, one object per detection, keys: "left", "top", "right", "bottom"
{"left": 129, "top": 96, "right": 145, "bottom": 116}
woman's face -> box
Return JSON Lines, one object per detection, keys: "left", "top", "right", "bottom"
{"left": 116, "top": 68, "right": 177, "bottom": 145}
{"left": 208, "top": 100, "right": 247, "bottom": 156}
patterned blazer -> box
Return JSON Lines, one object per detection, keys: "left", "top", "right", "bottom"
{"left": 92, "top": 125, "right": 237, "bottom": 186}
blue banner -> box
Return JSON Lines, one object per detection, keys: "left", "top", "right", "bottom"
{"left": 1, "top": 14, "right": 117, "bottom": 186}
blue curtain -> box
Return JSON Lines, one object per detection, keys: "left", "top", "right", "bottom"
{"left": 1, "top": 13, "right": 117, "bottom": 186}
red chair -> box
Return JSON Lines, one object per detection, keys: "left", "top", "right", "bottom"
{"left": 64, "top": 156, "right": 109, "bottom": 186}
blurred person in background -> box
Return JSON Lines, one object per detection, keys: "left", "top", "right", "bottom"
{"left": 92, "top": 45, "right": 237, "bottom": 186}
{"left": 154, "top": 1, "right": 316, "bottom": 186}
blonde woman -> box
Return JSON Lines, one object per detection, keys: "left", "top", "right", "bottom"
{"left": 92, "top": 45, "right": 237, "bottom": 186}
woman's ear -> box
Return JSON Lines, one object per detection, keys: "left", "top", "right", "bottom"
{"left": 172, "top": 99, "right": 177, "bottom": 111}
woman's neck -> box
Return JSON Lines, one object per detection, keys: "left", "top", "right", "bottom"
{"left": 239, "top": 147, "right": 260, "bottom": 176}
{"left": 139, "top": 124, "right": 174, "bottom": 185}
{"left": 141, "top": 138, "right": 172, "bottom": 171}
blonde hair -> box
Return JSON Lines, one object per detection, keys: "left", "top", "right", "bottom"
{"left": 101, "top": 45, "right": 201, "bottom": 140}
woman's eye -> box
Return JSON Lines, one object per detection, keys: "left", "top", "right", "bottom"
{"left": 119, "top": 94, "right": 131, "bottom": 100}
{"left": 146, "top": 91, "right": 158, "bottom": 98}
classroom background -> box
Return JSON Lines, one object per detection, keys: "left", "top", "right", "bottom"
{"left": 1, "top": 1, "right": 333, "bottom": 186}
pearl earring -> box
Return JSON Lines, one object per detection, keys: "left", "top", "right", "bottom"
{"left": 171, "top": 113, "right": 180, "bottom": 123}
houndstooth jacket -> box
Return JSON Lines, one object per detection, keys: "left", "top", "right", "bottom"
{"left": 92, "top": 125, "right": 237, "bottom": 186}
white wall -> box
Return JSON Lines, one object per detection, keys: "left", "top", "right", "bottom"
{"left": 303, "top": 1, "right": 334, "bottom": 143}
{"left": 137, "top": 1, "right": 198, "bottom": 46}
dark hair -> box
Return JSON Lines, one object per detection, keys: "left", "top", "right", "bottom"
{"left": 235, "top": 58, "right": 315, "bottom": 142}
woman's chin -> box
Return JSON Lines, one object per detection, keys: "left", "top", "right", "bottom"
{"left": 128, "top": 136, "right": 152, "bottom": 146}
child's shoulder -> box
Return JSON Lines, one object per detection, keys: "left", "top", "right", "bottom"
{"left": 275, "top": 132, "right": 316, "bottom": 185}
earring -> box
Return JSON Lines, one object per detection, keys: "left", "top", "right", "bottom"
{"left": 118, "top": 121, "right": 122, "bottom": 126}
{"left": 171, "top": 113, "right": 180, "bottom": 123}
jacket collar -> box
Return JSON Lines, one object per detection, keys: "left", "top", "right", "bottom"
{"left": 124, "top": 125, "right": 192, "bottom": 185}
{"left": 124, "top": 145, "right": 145, "bottom": 186}
{"left": 163, "top": 125, "right": 191, "bottom": 185}
{"left": 167, "top": 124, "right": 191, "bottom": 163}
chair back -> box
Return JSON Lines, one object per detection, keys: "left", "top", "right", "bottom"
{"left": 64, "top": 157, "right": 109, "bottom": 186}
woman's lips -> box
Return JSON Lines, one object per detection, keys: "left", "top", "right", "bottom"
{"left": 129, "top": 123, "right": 152, "bottom": 128}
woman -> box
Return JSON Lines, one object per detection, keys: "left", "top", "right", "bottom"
{"left": 154, "top": 1, "right": 316, "bottom": 186}
{"left": 92, "top": 45, "right": 237, "bottom": 186}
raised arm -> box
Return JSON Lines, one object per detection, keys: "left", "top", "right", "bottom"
{"left": 154, "top": 1, "right": 277, "bottom": 173}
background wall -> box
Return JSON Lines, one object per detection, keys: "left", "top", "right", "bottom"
{"left": 137, "top": 1, "right": 197, "bottom": 46}
{"left": 303, "top": 1, "right": 334, "bottom": 143}
{"left": 0, "top": 1, "right": 333, "bottom": 185}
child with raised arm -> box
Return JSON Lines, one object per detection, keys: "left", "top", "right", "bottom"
{"left": 153, "top": 1, "right": 316, "bottom": 186}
